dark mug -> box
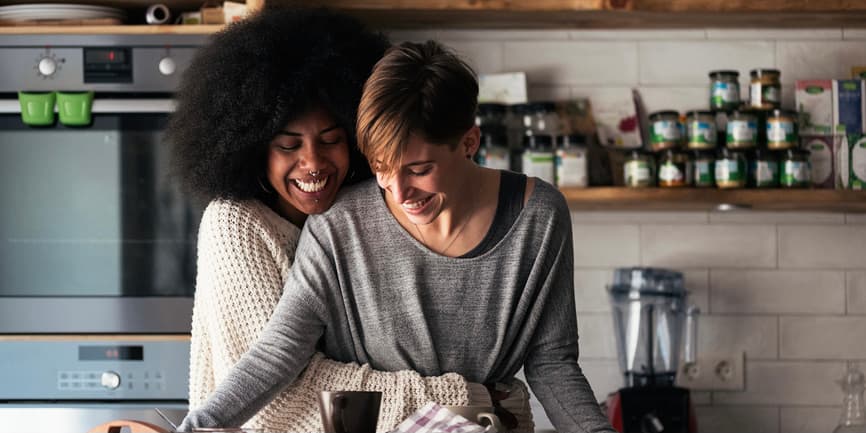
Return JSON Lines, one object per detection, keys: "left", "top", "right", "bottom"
{"left": 318, "top": 390, "right": 382, "bottom": 433}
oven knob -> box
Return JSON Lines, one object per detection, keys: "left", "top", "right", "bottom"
{"left": 38, "top": 57, "right": 57, "bottom": 76}
{"left": 101, "top": 371, "right": 122, "bottom": 390}
{"left": 158, "top": 57, "right": 176, "bottom": 76}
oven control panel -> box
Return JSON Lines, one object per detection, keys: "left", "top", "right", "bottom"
{"left": 0, "top": 337, "right": 188, "bottom": 400}
{"left": 0, "top": 46, "right": 198, "bottom": 92}
{"left": 57, "top": 369, "right": 167, "bottom": 392}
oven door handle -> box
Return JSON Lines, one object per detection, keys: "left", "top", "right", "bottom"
{"left": 0, "top": 98, "right": 175, "bottom": 114}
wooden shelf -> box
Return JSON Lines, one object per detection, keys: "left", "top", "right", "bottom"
{"left": 2, "top": 0, "right": 866, "bottom": 31}
{"left": 0, "top": 25, "right": 223, "bottom": 35}
{"left": 561, "top": 187, "right": 866, "bottom": 212}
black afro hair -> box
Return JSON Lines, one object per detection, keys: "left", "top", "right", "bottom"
{"left": 166, "top": 7, "right": 389, "bottom": 202}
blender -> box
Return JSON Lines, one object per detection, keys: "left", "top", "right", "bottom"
{"left": 604, "top": 267, "right": 700, "bottom": 433}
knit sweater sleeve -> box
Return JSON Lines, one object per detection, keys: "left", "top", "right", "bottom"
{"left": 184, "top": 200, "right": 470, "bottom": 432}
{"left": 188, "top": 199, "right": 298, "bottom": 429}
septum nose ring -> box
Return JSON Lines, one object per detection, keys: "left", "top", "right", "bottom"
{"left": 309, "top": 169, "right": 321, "bottom": 177}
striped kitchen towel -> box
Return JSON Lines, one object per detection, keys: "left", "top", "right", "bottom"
{"left": 389, "top": 402, "right": 487, "bottom": 433}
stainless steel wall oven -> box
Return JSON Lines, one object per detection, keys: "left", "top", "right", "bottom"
{"left": 0, "top": 33, "right": 208, "bottom": 432}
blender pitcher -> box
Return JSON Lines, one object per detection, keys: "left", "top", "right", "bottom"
{"left": 608, "top": 267, "right": 700, "bottom": 387}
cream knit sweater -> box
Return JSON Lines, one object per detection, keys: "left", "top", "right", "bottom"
{"left": 189, "top": 199, "right": 470, "bottom": 433}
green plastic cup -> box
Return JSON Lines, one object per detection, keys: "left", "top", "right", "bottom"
{"left": 18, "top": 91, "right": 56, "bottom": 126}
{"left": 57, "top": 91, "right": 94, "bottom": 126}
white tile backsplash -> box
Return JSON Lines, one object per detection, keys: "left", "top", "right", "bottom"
{"left": 694, "top": 406, "right": 779, "bottom": 433}
{"left": 778, "top": 225, "right": 866, "bottom": 269}
{"left": 780, "top": 407, "right": 841, "bottom": 433}
{"left": 843, "top": 28, "right": 866, "bottom": 40}
{"left": 637, "top": 86, "right": 708, "bottom": 114}
{"left": 503, "top": 41, "right": 639, "bottom": 85}
{"left": 707, "top": 28, "right": 842, "bottom": 40}
{"left": 577, "top": 313, "right": 618, "bottom": 359}
{"left": 699, "top": 315, "right": 779, "bottom": 359}
{"left": 641, "top": 224, "right": 777, "bottom": 268}
{"left": 777, "top": 41, "right": 866, "bottom": 83}
{"left": 712, "top": 361, "right": 846, "bottom": 405}
{"left": 571, "top": 210, "right": 708, "bottom": 224}
{"left": 574, "top": 268, "right": 614, "bottom": 313}
{"left": 572, "top": 224, "right": 641, "bottom": 267}
{"left": 639, "top": 41, "right": 775, "bottom": 86}
{"left": 710, "top": 270, "right": 845, "bottom": 314}
{"left": 569, "top": 29, "right": 707, "bottom": 41}
{"left": 848, "top": 272, "right": 866, "bottom": 314}
{"left": 441, "top": 41, "right": 504, "bottom": 74}
{"left": 709, "top": 210, "right": 845, "bottom": 224}
{"left": 781, "top": 317, "right": 866, "bottom": 359}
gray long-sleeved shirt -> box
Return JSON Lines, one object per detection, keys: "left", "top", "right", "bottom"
{"left": 181, "top": 178, "right": 614, "bottom": 432}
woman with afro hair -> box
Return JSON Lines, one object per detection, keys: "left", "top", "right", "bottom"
{"left": 167, "top": 7, "right": 476, "bottom": 432}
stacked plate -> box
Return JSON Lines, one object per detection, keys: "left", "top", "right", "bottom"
{"left": 0, "top": 3, "right": 125, "bottom": 23}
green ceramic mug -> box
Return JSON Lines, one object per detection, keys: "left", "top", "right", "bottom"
{"left": 57, "top": 91, "right": 94, "bottom": 126}
{"left": 18, "top": 91, "right": 56, "bottom": 126}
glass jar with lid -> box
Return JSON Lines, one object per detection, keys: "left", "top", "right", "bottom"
{"left": 556, "top": 134, "right": 588, "bottom": 188}
{"left": 522, "top": 134, "right": 555, "bottom": 186}
{"left": 649, "top": 110, "right": 684, "bottom": 152}
{"left": 750, "top": 69, "right": 782, "bottom": 110}
{"left": 624, "top": 149, "right": 655, "bottom": 188}
{"left": 780, "top": 148, "right": 811, "bottom": 188}
{"left": 691, "top": 150, "right": 715, "bottom": 187}
{"left": 749, "top": 147, "right": 779, "bottom": 188}
{"left": 508, "top": 103, "right": 534, "bottom": 173}
{"left": 657, "top": 149, "right": 691, "bottom": 187}
{"left": 474, "top": 103, "right": 510, "bottom": 170}
{"left": 726, "top": 110, "right": 758, "bottom": 149}
{"left": 715, "top": 147, "right": 747, "bottom": 189}
{"left": 766, "top": 109, "right": 798, "bottom": 150}
{"left": 709, "top": 70, "right": 741, "bottom": 111}
{"left": 530, "top": 102, "right": 560, "bottom": 138}
{"left": 686, "top": 110, "right": 717, "bottom": 150}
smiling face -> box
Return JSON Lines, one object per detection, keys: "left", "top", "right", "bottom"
{"left": 375, "top": 127, "right": 479, "bottom": 226}
{"left": 266, "top": 107, "right": 350, "bottom": 226}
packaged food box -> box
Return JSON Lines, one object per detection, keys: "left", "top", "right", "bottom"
{"left": 846, "top": 133, "right": 866, "bottom": 190}
{"left": 853, "top": 66, "right": 866, "bottom": 80}
{"left": 593, "top": 88, "right": 642, "bottom": 149}
{"left": 801, "top": 135, "right": 836, "bottom": 189}
{"left": 833, "top": 79, "right": 865, "bottom": 135}
{"left": 796, "top": 80, "right": 833, "bottom": 135}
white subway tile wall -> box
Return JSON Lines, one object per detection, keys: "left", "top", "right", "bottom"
{"left": 387, "top": 28, "right": 866, "bottom": 433}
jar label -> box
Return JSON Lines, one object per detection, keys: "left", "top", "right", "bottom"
{"left": 652, "top": 120, "right": 682, "bottom": 143}
{"left": 478, "top": 147, "right": 510, "bottom": 170}
{"left": 807, "top": 140, "right": 832, "bottom": 185}
{"left": 624, "top": 160, "right": 652, "bottom": 186}
{"left": 851, "top": 138, "right": 866, "bottom": 185}
{"left": 694, "top": 160, "right": 713, "bottom": 185}
{"left": 523, "top": 151, "right": 555, "bottom": 185}
{"left": 689, "top": 121, "right": 717, "bottom": 145}
{"left": 715, "top": 159, "right": 744, "bottom": 181}
{"left": 764, "top": 85, "right": 781, "bottom": 103}
{"left": 767, "top": 120, "right": 795, "bottom": 143}
{"left": 555, "top": 150, "right": 588, "bottom": 187}
{"left": 659, "top": 162, "right": 684, "bottom": 182}
{"left": 751, "top": 83, "right": 781, "bottom": 106}
{"left": 727, "top": 120, "right": 757, "bottom": 142}
{"left": 781, "top": 160, "right": 810, "bottom": 185}
{"left": 752, "top": 160, "right": 778, "bottom": 186}
{"left": 711, "top": 82, "right": 740, "bottom": 106}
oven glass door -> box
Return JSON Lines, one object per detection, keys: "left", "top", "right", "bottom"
{"left": 0, "top": 104, "right": 202, "bottom": 333}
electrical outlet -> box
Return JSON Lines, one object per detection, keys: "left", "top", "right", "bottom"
{"left": 675, "top": 352, "right": 745, "bottom": 391}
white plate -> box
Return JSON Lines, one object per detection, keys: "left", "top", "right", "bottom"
{"left": 0, "top": 3, "right": 124, "bottom": 21}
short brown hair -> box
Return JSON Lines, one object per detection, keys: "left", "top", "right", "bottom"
{"left": 357, "top": 40, "right": 478, "bottom": 175}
